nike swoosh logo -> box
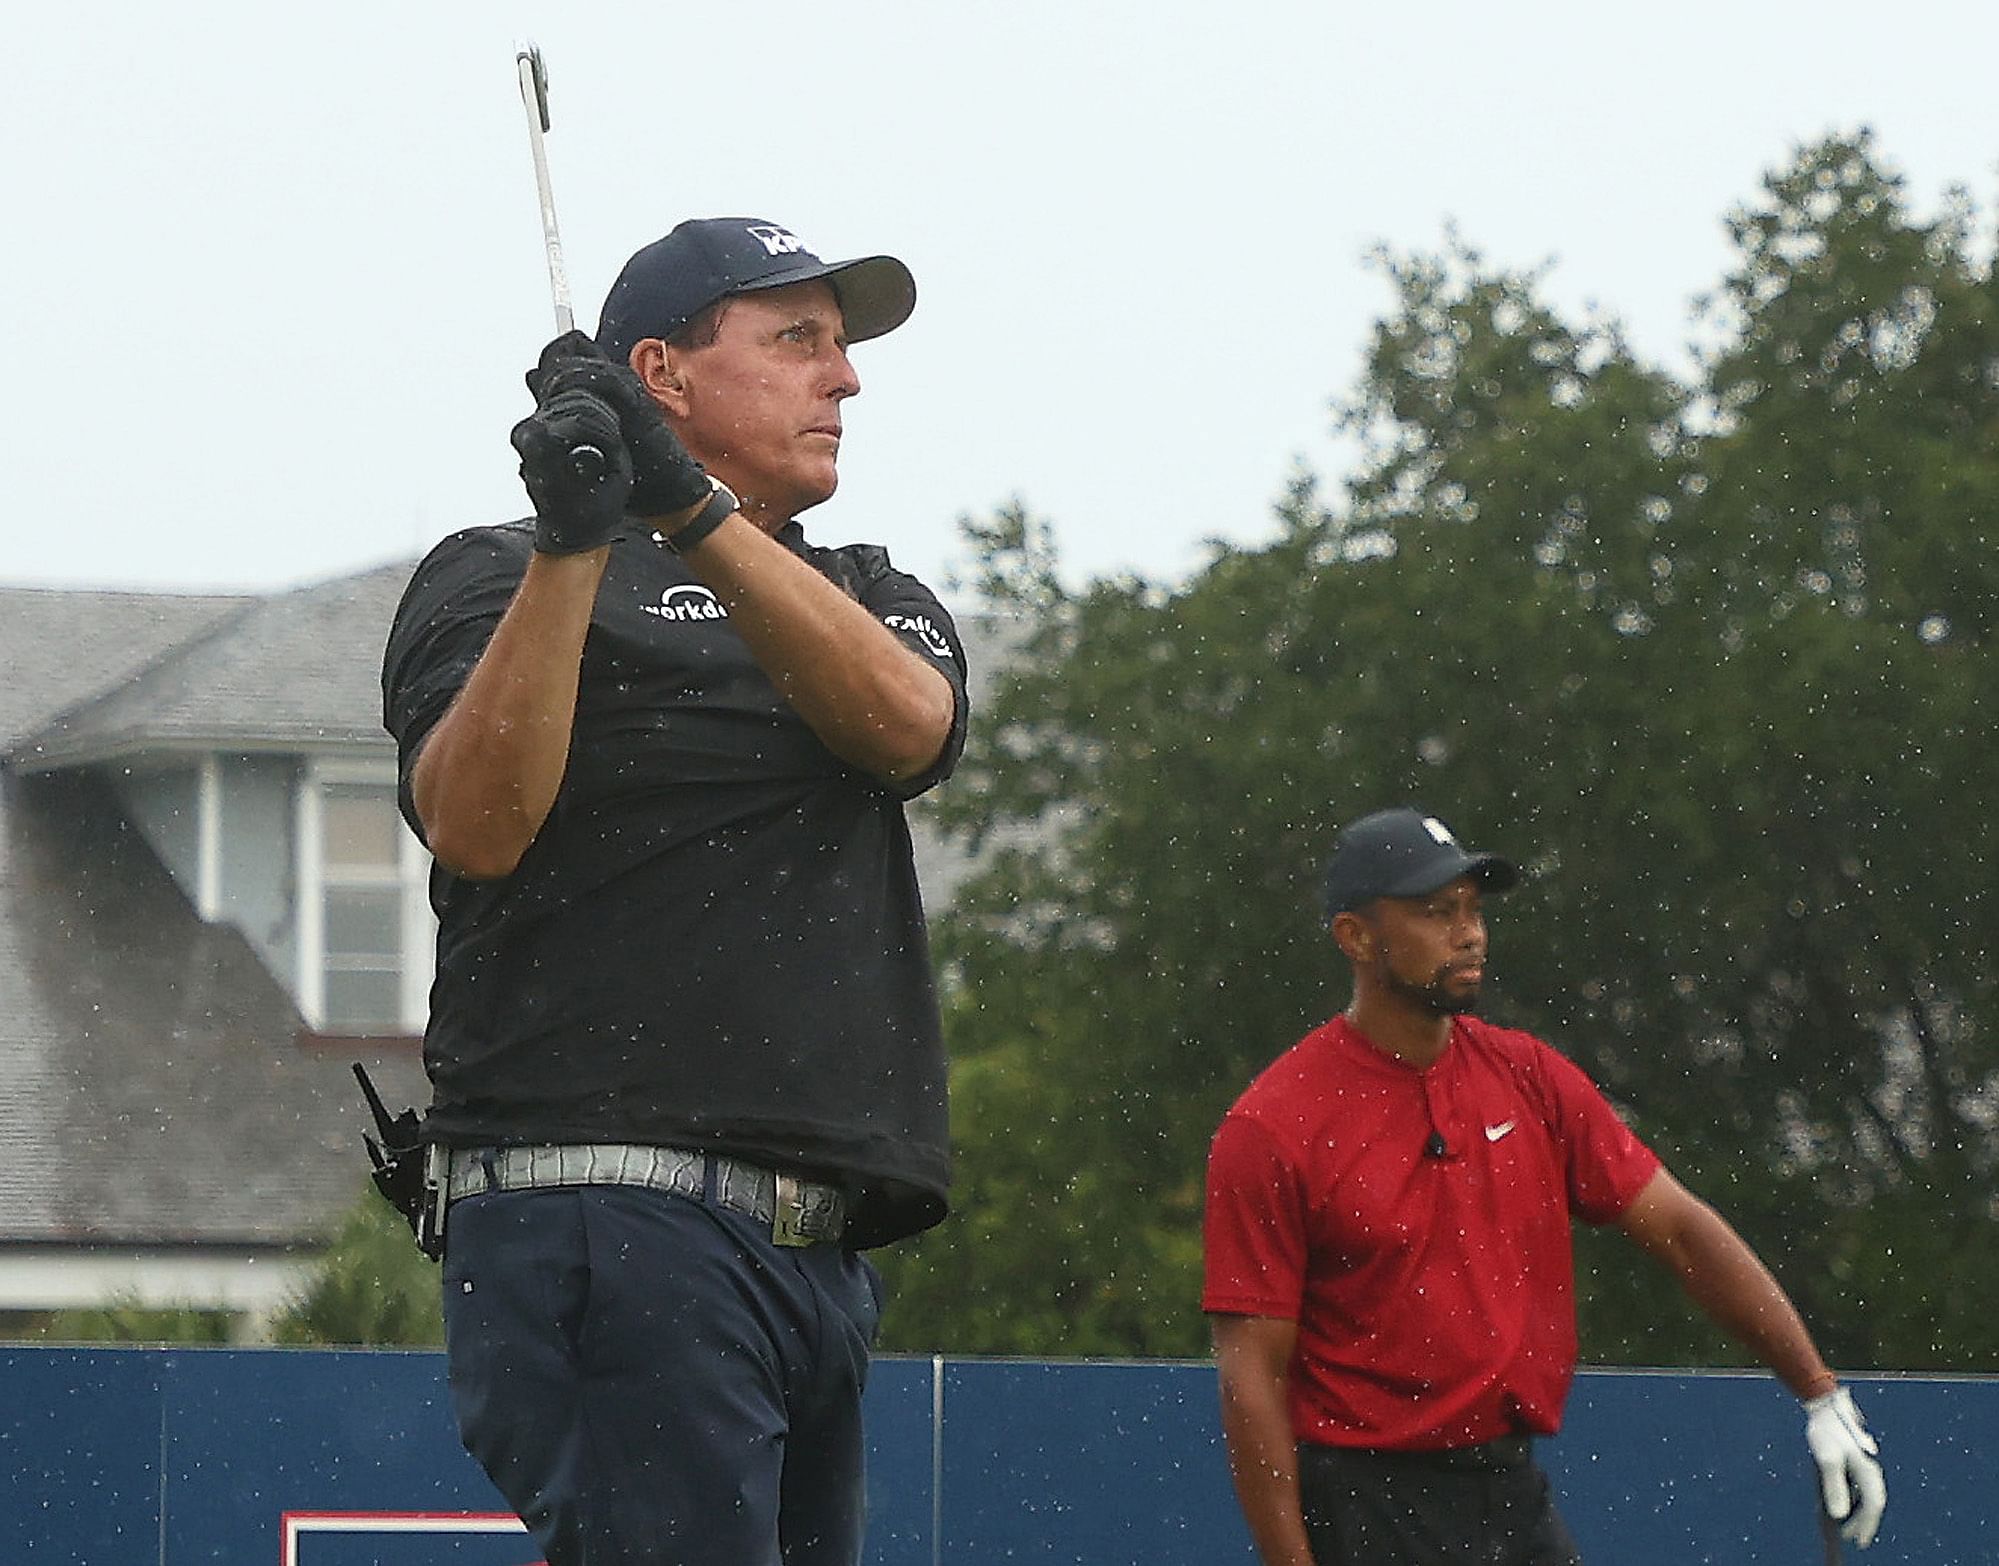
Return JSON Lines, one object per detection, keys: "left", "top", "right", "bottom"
{"left": 1484, "top": 1121, "right": 1517, "bottom": 1142}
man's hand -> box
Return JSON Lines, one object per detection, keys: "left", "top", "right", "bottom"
{"left": 1805, "top": 1386, "right": 1886, "bottom": 1549}
{"left": 510, "top": 364, "right": 633, "bottom": 554}
{"left": 526, "top": 331, "right": 710, "bottom": 521}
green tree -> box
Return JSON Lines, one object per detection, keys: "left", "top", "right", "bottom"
{"left": 876, "top": 132, "right": 1998, "bottom": 1370}
{"left": 1608, "top": 130, "right": 1999, "bottom": 1365}
{"left": 24, "top": 1302, "right": 237, "bottom": 1345}
{"left": 268, "top": 1186, "right": 443, "bottom": 1347}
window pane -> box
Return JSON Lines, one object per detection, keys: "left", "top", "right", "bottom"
{"left": 324, "top": 969, "right": 403, "bottom": 1033}
{"left": 326, "top": 885, "right": 400, "bottom": 961}
{"left": 323, "top": 786, "right": 400, "bottom": 871}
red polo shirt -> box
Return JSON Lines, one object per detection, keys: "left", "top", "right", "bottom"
{"left": 1202, "top": 1015, "right": 1659, "bottom": 1451}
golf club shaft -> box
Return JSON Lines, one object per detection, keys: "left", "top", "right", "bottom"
{"left": 516, "top": 46, "right": 605, "bottom": 481}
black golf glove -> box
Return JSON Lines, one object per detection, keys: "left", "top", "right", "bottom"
{"left": 510, "top": 369, "right": 633, "bottom": 555}
{"left": 525, "top": 331, "right": 712, "bottom": 521}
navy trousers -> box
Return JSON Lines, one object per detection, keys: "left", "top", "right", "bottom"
{"left": 441, "top": 1182, "right": 881, "bottom": 1566}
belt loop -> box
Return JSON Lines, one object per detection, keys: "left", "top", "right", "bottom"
{"left": 478, "top": 1148, "right": 500, "bottom": 1195}
{"left": 700, "top": 1152, "right": 717, "bottom": 1205}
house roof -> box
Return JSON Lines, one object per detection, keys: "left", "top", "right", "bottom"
{"left": 0, "top": 766, "right": 428, "bottom": 1247}
{"left": 0, "top": 585, "right": 248, "bottom": 754}
{"left": 7, "top": 563, "right": 416, "bottom": 773}
{"left": 7, "top": 563, "right": 1023, "bottom": 778}
{"left": 0, "top": 563, "right": 432, "bottom": 1248}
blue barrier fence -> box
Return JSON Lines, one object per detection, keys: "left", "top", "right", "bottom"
{"left": 0, "top": 1347, "right": 1989, "bottom": 1563}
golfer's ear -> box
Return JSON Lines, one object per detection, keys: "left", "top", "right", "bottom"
{"left": 630, "top": 339, "right": 687, "bottom": 414}
{"left": 1330, "top": 910, "right": 1371, "bottom": 962}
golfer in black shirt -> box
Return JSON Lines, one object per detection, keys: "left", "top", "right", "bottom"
{"left": 382, "top": 218, "right": 967, "bottom": 1566}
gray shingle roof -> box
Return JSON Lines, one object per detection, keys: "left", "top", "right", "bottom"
{"left": 0, "top": 586, "right": 247, "bottom": 754}
{"left": 8, "top": 563, "right": 416, "bottom": 772}
{"left": 0, "top": 768, "right": 428, "bottom": 1247}
{"left": 0, "top": 565, "right": 429, "bottom": 1248}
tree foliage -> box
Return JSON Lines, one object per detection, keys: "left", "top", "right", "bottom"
{"left": 267, "top": 1186, "right": 443, "bottom": 1347}
{"left": 23, "top": 1302, "right": 237, "bottom": 1345}
{"left": 877, "top": 131, "right": 1997, "bottom": 1371}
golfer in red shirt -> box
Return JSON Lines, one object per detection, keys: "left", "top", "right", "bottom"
{"left": 1203, "top": 806, "right": 1887, "bottom": 1566}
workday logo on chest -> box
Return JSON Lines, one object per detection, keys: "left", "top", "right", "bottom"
{"left": 643, "top": 584, "right": 731, "bottom": 623}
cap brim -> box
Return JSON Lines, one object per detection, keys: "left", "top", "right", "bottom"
{"left": 1384, "top": 851, "right": 1519, "bottom": 900}
{"left": 735, "top": 253, "right": 916, "bottom": 342}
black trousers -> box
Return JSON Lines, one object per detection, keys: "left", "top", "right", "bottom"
{"left": 1297, "top": 1438, "right": 1584, "bottom": 1566}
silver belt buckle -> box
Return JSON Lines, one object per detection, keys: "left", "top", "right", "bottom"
{"left": 417, "top": 1142, "right": 451, "bottom": 1259}
{"left": 771, "top": 1172, "right": 839, "bottom": 1247}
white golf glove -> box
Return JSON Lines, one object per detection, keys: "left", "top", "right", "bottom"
{"left": 1804, "top": 1386, "right": 1887, "bottom": 1549}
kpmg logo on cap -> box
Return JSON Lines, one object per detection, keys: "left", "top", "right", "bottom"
{"left": 1423, "top": 817, "right": 1458, "bottom": 846}
{"left": 746, "top": 224, "right": 807, "bottom": 257}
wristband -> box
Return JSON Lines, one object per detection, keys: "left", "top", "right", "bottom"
{"left": 660, "top": 478, "right": 739, "bottom": 555}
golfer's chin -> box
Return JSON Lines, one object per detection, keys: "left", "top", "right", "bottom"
{"left": 1392, "top": 973, "right": 1481, "bottom": 1017}
{"left": 1435, "top": 977, "right": 1482, "bottom": 1015}
{"left": 770, "top": 466, "right": 840, "bottom": 521}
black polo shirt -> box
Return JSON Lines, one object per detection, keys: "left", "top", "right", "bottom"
{"left": 381, "top": 517, "right": 969, "bottom": 1248}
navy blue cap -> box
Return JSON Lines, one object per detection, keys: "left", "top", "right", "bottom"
{"left": 596, "top": 217, "right": 916, "bottom": 362}
{"left": 1319, "top": 807, "right": 1519, "bottom": 917}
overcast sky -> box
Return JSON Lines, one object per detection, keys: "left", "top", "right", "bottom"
{"left": 6, "top": 2, "right": 1994, "bottom": 604}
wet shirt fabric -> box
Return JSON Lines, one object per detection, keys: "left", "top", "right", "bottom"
{"left": 381, "top": 517, "right": 969, "bottom": 1249}
{"left": 1202, "top": 1015, "right": 1660, "bottom": 1450}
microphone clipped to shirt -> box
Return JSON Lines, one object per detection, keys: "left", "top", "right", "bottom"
{"left": 1424, "top": 1130, "right": 1450, "bottom": 1159}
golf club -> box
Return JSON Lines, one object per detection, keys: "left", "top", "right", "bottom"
{"left": 515, "top": 43, "right": 605, "bottom": 481}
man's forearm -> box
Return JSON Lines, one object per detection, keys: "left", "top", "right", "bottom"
{"left": 412, "top": 549, "right": 609, "bottom": 878}
{"left": 1218, "top": 1371, "right": 1316, "bottom": 1566}
{"left": 680, "top": 516, "right": 954, "bottom": 782}
{"left": 1660, "top": 1200, "right": 1838, "bottom": 1399}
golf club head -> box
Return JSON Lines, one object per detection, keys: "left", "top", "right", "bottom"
{"left": 517, "top": 43, "right": 551, "bottom": 132}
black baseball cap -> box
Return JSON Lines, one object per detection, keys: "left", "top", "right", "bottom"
{"left": 1319, "top": 807, "right": 1519, "bottom": 917}
{"left": 595, "top": 217, "right": 916, "bottom": 362}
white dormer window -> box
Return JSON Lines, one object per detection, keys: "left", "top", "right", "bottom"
{"left": 296, "top": 760, "right": 434, "bottom": 1036}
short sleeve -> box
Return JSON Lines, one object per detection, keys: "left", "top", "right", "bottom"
{"left": 379, "top": 524, "right": 534, "bottom": 839}
{"left": 855, "top": 559, "right": 971, "bottom": 800}
{"left": 1529, "top": 1045, "right": 1662, "bottom": 1225}
{"left": 1202, "top": 1113, "right": 1308, "bottom": 1320}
